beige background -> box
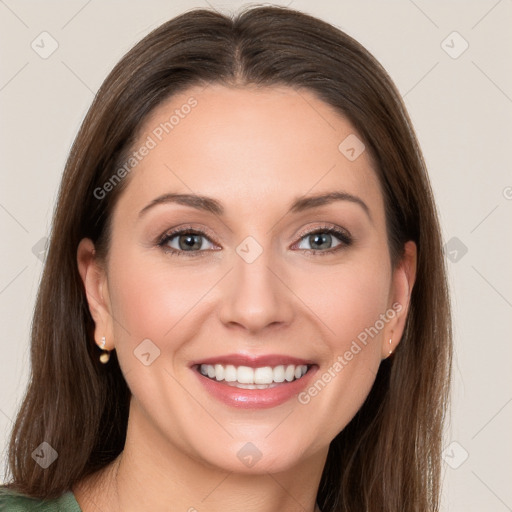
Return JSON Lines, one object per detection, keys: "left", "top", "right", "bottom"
{"left": 1, "top": 0, "right": 511, "bottom": 510}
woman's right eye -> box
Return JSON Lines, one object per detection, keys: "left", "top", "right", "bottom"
{"left": 158, "top": 229, "right": 216, "bottom": 256}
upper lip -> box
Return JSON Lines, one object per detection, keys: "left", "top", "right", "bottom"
{"left": 191, "top": 353, "right": 315, "bottom": 368}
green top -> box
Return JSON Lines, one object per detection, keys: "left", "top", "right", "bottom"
{"left": 0, "top": 487, "right": 82, "bottom": 511}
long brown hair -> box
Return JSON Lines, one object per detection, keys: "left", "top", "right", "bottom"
{"left": 3, "top": 6, "right": 452, "bottom": 511}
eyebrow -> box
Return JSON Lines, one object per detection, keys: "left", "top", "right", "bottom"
{"left": 138, "top": 191, "right": 371, "bottom": 221}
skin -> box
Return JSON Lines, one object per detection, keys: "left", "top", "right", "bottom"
{"left": 75, "top": 84, "right": 416, "bottom": 512}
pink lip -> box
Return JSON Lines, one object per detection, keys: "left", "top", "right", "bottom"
{"left": 192, "top": 363, "right": 319, "bottom": 409}
{"left": 190, "top": 353, "right": 315, "bottom": 368}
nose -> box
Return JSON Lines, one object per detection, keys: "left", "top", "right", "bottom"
{"left": 217, "top": 243, "right": 295, "bottom": 335}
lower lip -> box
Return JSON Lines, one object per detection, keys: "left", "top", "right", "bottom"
{"left": 193, "top": 366, "right": 318, "bottom": 409}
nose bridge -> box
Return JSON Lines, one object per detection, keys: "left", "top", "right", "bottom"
{"left": 218, "top": 234, "right": 293, "bottom": 333}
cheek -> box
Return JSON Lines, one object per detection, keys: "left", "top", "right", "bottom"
{"left": 105, "top": 251, "right": 218, "bottom": 437}
{"left": 293, "top": 256, "right": 391, "bottom": 437}
{"left": 107, "top": 249, "right": 216, "bottom": 353}
{"left": 304, "top": 259, "right": 391, "bottom": 350}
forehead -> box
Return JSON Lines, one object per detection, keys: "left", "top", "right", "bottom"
{"left": 115, "top": 83, "right": 384, "bottom": 223}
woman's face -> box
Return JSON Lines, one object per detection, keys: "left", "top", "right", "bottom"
{"left": 79, "top": 84, "right": 415, "bottom": 474}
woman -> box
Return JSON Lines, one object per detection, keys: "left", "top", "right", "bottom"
{"left": 0, "top": 5, "right": 452, "bottom": 511}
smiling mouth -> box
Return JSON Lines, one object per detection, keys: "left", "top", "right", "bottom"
{"left": 195, "top": 363, "right": 311, "bottom": 389}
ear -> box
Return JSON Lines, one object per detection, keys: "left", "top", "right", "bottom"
{"left": 77, "top": 238, "right": 115, "bottom": 350}
{"left": 381, "top": 240, "right": 417, "bottom": 359}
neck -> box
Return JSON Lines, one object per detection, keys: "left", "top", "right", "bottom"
{"left": 74, "top": 398, "right": 327, "bottom": 512}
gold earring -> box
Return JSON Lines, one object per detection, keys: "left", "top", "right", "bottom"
{"left": 388, "top": 338, "right": 393, "bottom": 356}
{"left": 99, "top": 336, "right": 110, "bottom": 364}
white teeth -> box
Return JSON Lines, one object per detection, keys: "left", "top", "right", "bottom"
{"left": 224, "top": 365, "right": 237, "bottom": 382}
{"left": 273, "top": 365, "right": 285, "bottom": 383}
{"left": 214, "top": 364, "right": 224, "bottom": 381}
{"left": 254, "top": 366, "right": 273, "bottom": 384}
{"left": 237, "top": 366, "right": 254, "bottom": 384}
{"left": 285, "top": 365, "right": 295, "bottom": 382}
{"left": 225, "top": 382, "right": 276, "bottom": 389}
{"left": 199, "top": 363, "right": 309, "bottom": 385}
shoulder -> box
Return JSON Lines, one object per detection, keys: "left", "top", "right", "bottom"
{"left": 0, "top": 486, "right": 40, "bottom": 511}
{"left": 0, "top": 486, "right": 82, "bottom": 511}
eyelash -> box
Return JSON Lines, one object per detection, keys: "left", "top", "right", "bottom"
{"left": 156, "top": 224, "right": 353, "bottom": 257}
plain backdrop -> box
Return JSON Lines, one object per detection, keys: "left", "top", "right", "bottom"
{"left": 1, "top": 1, "right": 511, "bottom": 510}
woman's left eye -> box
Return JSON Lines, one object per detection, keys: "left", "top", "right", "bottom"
{"left": 157, "top": 226, "right": 352, "bottom": 256}
{"left": 293, "top": 228, "right": 352, "bottom": 253}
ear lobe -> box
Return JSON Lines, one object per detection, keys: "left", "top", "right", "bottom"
{"left": 77, "top": 238, "right": 114, "bottom": 350}
{"left": 382, "top": 240, "right": 417, "bottom": 359}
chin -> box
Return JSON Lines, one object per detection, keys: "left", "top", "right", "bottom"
{"left": 192, "top": 435, "right": 313, "bottom": 475}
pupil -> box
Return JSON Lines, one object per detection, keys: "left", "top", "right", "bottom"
{"left": 311, "top": 233, "right": 330, "bottom": 249}
{"left": 180, "top": 234, "right": 201, "bottom": 251}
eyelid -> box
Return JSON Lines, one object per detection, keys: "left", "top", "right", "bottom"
{"left": 292, "top": 223, "right": 352, "bottom": 246}
{"left": 156, "top": 224, "right": 219, "bottom": 246}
